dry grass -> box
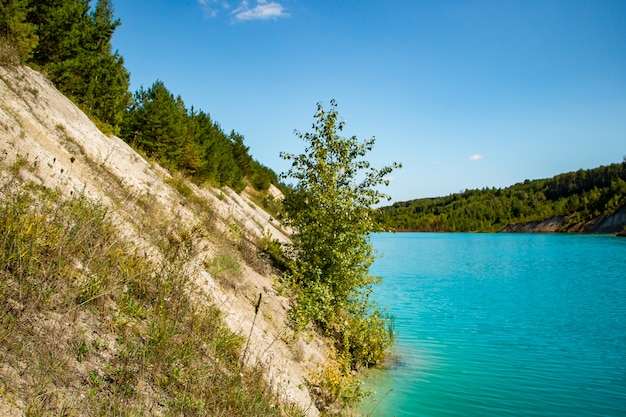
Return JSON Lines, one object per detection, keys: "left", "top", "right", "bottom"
{"left": 0, "top": 38, "right": 20, "bottom": 67}
{"left": 0, "top": 160, "right": 305, "bottom": 416}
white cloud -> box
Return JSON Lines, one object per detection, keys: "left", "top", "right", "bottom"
{"left": 197, "top": 0, "right": 231, "bottom": 18}
{"left": 232, "top": 0, "right": 288, "bottom": 21}
{"left": 197, "top": 0, "right": 286, "bottom": 21}
{"left": 469, "top": 154, "right": 484, "bottom": 161}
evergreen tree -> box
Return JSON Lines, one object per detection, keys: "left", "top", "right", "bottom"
{"left": 230, "top": 130, "right": 253, "bottom": 177}
{"left": 26, "top": 0, "right": 129, "bottom": 129}
{"left": 187, "top": 110, "right": 219, "bottom": 182}
{"left": 123, "top": 80, "right": 186, "bottom": 166}
{"left": 27, "top": 0, "right": 90, "bottom": 68}
{"left": 0, "top": 0, "right": 38, "bottom": 61}
{"left": 79, "top": 0, "right": 130, "bottom": 128}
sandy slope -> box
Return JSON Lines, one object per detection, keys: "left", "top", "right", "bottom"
{"left": 0, "top": 64, "right": 325, "bottom": 416}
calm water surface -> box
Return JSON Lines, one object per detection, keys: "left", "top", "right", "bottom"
{"left": 359, "top": 233, "right": 626, "bottom": 417}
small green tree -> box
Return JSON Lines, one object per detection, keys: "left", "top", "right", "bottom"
{"left": 281, "top": 100, "right": 400, "bottom": 368}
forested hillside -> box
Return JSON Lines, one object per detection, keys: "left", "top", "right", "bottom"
{"left": 375, "top": 160, "right": 626, "bottom": 233}
{"left": 0, "top": 0, "right": 279, "bottom": 192}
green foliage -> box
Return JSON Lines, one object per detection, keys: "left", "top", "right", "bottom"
{"left": 123, "top": 80, "right": 187, "bottom": 165}
{"left": 249, "top": 160, "right": 279, "bottom": 191}
{"left": 281, "top": 100, "right": 400, "bottom": 409}
{"left": 1, "top": 0, "right": 130, "bottom": 128}
{"left": 0, "top": 0, "right": 38, "bottom": 62}
{"left": 31, "top": 0, "right": 130, "bottom": 128}
{"left": 281, "top": 100, "right": 399, "bottom": 327}
{"left": 376, "top": 160, "right": 626, "bottom": 232}
{"left": 309, "top": 354, "right": 364, "bottom": 411}
{"left": 257, "top": 233, "right": 294, "bottom": 277}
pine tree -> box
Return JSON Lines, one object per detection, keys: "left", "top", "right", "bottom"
{"left": 80, "top": 0, "right": 130, "bottom": 128}
{"left": 26, "top": 0, "right": 129, "bottom": 129}
{"left": 0, "top": 0, "right": 38, "bottom": 62}
{"left": 123, "top": 81, "right": 187, "bottom": 166}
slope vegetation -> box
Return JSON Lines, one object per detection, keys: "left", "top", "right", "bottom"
{"left": 0, "top": 64, "right": 327, "bottom": 416}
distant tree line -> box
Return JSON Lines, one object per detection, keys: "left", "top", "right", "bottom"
{"left": 376, "top": 160, "right": 626, "bottom": 232}
{"left": 1, "top": 0, "right": 279, "bottom": 192}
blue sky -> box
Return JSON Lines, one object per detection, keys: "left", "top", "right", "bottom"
{"left": 111, "top": 0, "right": 626, "bottom": 203}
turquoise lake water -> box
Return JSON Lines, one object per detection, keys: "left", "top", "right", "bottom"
{"left": 359, "top": 233, "right": 626, "bottom": 417}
